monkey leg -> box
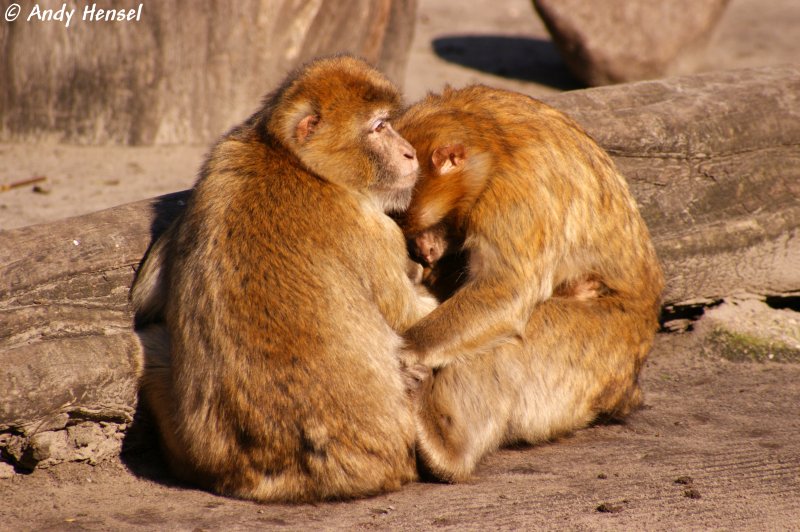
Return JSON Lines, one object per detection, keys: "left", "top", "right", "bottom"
{"left": 413, "top": 337, "right": 590, "bottom": 482}
{"left": 135, "top": 324, "right": 202, "bottom": 482}
{"left": 414, "top": 295, "right": 657, "bottom": 481}
{"left": 414, "top": 347, "right": 520, "bottom": 482}
{"left": 507, "top": 295, "right": 656, "bottom": 441}
{"left": 136, "top": 324, "right": 416, "bottom": 501}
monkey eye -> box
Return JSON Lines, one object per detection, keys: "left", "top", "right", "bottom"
{"left": 371, "top": 119, "right": 388, "bottom": 133}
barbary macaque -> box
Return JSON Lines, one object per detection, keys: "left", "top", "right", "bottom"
{"left": 395, "top": 85, "right": 664, "bottom": 481}
{"left": 130, "top": 56, "right": 437, "bottom": 502}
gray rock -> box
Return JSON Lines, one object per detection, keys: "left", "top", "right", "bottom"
{"left": 534, "top": 0, "right": 729, "bottom": 85}
{"left": 698, "top": 296, "right": 800, "bottom": 363}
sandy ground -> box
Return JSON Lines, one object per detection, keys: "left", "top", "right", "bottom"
{"left": 2, "top": 0, "right": 800, "bottom": 529}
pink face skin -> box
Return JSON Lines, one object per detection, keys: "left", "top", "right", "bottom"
{"left": 296, "top": 108, "right": 419, "bottom": 214}
{"left": 365, "top": 113, "right": 420, "bottom": 213}
{"left": 413, "top": 224, "right": 449, "bottom": 266}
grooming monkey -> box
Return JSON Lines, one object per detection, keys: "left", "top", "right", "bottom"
{"left": 395, "top": 85, "right": 664, "bottom": 481}
{"left": 130, "top": 56, "right": 437, "bottom": 502}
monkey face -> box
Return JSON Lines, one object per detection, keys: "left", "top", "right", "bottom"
{"left": 364, "top": 112, "right": 420, "bottom": 213}
{"left": 412, "top": 224, "right": 450, "bottom": 266}
{"left": 295, "top": 107, "right": 419, "bottom": 214}
{"left": 267, "top": 55, "right": 418, "bottom": 209}
{"left": 397, "top": 141, "right": 476, "bottom": 239}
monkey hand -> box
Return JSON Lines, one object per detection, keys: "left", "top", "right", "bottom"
{"left": 399, "top": 358, "right": 432, "bottom": 399}
{"left": 406, "top": 260, "right": 425, "bottom": 285}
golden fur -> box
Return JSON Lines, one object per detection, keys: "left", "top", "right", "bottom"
{"left": 396, "top": 85, "right": 664, "bottom": 481}
{"left": 131, "top": 56, "right": 436, "bottom": 502}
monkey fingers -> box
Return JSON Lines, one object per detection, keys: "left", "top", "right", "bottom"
{"left": 399, "top": 360, "right": 432, "bottom": 398}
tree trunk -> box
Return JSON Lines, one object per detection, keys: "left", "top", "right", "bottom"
{"left": 0, "top": 0, "right": 417, "bottom": 145}
{"left": 2, "top": 65, "right": 798, "bottom": 468}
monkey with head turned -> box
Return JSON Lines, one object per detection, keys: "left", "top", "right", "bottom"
{"left": 131, "top": 55, "right": 438, "bottom": 502}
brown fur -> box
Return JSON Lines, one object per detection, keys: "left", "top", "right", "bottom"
{"left": 130, "top": 56, "right": 436, "bottom": 502}
{"left": 395, "top": 85, "right": 664, "bottom": 481}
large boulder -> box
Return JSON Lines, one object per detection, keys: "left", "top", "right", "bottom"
{"left": 533, "top": 0, "right": 729, "bottom": 86}
{"left": 0, "top": 0, "right": 417, "bottom": 145}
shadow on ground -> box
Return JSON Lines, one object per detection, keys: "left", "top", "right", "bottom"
{"left": 432, "top": 35, "right": 583, "bottom": 90}
{"left": 120, "top": 391, "right": 176, "bottom": 486}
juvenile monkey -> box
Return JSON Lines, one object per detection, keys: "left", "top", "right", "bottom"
{"left": 395, "top": 85, "right": 664, "bottom": 481}
{"left": 130, "top": 56, "right": 437, "bottom": 502}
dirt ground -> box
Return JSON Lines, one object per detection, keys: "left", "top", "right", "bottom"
{"left": 2, "top": 0, "right": 800, "bottom": 529}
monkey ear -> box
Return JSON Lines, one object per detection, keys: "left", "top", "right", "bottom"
{"left": 296, "top": 114, "right": 320, "bottom": 144}
{"left": 431, "top": 144, "right": 466, "bottom": 175}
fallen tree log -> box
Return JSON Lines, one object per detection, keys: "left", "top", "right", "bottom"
{"left": 542, "top": 65, "right": 800, "bottom": 304}
{"left": 1, "top": 65, "right": 798, "bottom": 469}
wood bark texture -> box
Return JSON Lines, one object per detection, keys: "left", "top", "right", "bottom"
{"left": 0, "top": 0, "right": 417, "bottom": 145}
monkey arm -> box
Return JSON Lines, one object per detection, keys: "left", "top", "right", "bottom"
{"left": 368, "top": 243, "right": 439, "bottom": 333}
{"left": 402, "top": 209, "right": 552, "bottom": 368}
{"left": 403, "top": 272, "right": 532, "bottom": 368}
{"left": 379, "top": 275, "right": 439, "bottom": 333}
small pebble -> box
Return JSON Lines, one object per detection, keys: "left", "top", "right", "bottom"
{"left": 0, "top": 461, "right": 16, "bottom": 479}
{"left": 596, "top": 502, "right": 623, "bottom": 513}
{"left": 684, "top": 488, "right": 702, "bottom": 499}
